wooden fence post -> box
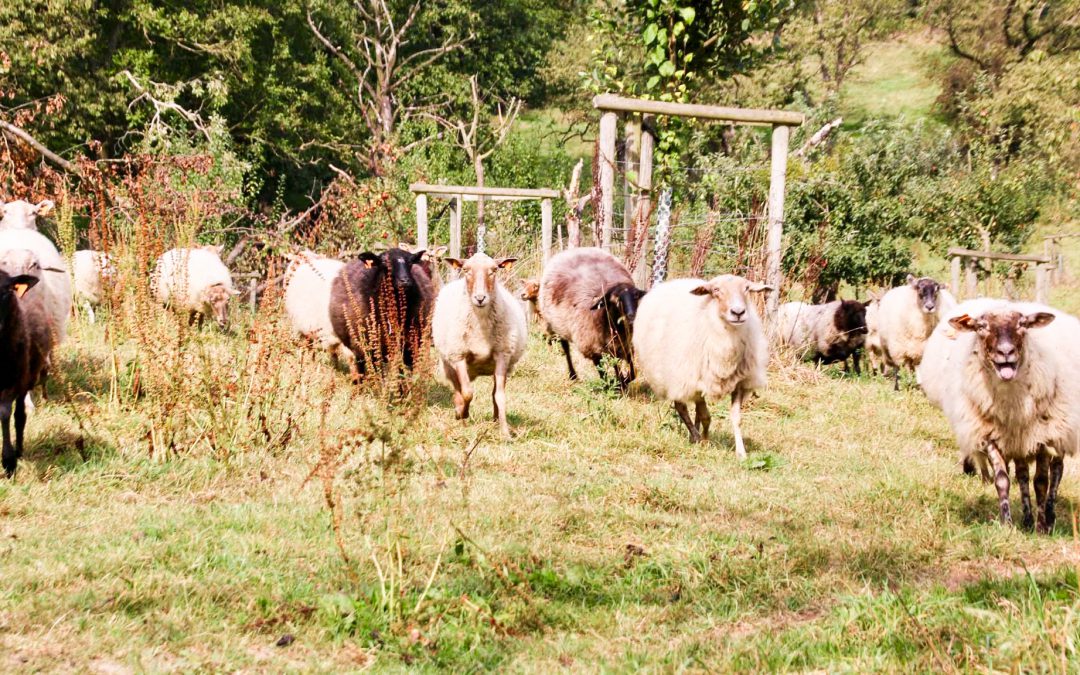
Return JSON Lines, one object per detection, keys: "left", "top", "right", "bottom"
{"left": 449, "top": 195, "right": 462, "bottom": 259}
{"left": 950, "top": 254, "right": 961, "bottom": 299}
{"left": 541, "top": 198, "right": 553, "bottom": 264}
{"left": 623, "top": 119, "right": 639, "bottom": 238}
{"left": 765, "top": 124, "right": 790, "bottom": 321}
{"left": 598, "top": 110, "right": 617, "bottom": 251}
{"left": 1035, "top": 264, "right": 1049, "bottom": 304}
{"left": 965, "top": 258, "right": 978, "bottom": 298}
{"left": 634, "top": 115, "right": 655, "bottom": 288}
{"left": 416, "top": 193, "right": 429, "bottom": 250}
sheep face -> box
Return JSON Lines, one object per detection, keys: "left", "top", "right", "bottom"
{"left": 949, "top": 310, "right": 1056, "bottom": 382}
{"left": 445, "top": 254, "right": 516, "bottom": 309}
{"left": 0, "top": 200, "right": 53, "bottom": 230}
{"left": 0, "top": 270, "right": 40, "bottom": 324}
{"left": 519, "top": 279, "right": 540, "bottom": 303}
{"left": 690, "top": 275, "right": 772, "bottom": 326}
{"left": 907, "top": 274, "right": 943, "bottom": 314}
{"left": 203, "top": 283, "right": 237, "bottom": 329}
{"left": 589, "top": 282, "right": 645, "bottom": 341}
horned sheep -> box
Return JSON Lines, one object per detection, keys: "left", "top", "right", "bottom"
{"left": 538, "top": 247, "right": 645, "bottom": 390}
{"left": 632, "top": 274, "right": 772, "bottom": 457}
{"left": 876, "top": 274, "right": 955, "bottom": 389}
{"left": 153, "top": 246, "right": 238, "bottom": 330}
{"left": 432, "top": 253, "right": 527, "bottom": 438}
{"left": 777, "top": 299, "right": 867, "bottom": 373}
{"left": 918, "top": 300, "right": 1080, "bottom": 532}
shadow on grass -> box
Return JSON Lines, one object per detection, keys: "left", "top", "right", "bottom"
{"left": 53, "top": 350, "right": 114, "bottom": 399}
{"left": 951, "top": 486, "right": 1078, "bottom": 536}
{"left": 23, "top": 426, "right": 116, "bottom": 479}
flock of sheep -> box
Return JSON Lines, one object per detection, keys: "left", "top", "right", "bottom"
{"left": 1, "top": 197, "right": 1078, "bottom": 534}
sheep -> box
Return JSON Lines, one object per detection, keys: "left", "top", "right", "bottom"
{"left": 283, "top": 250, "right": 347, "bottom": 360}
{"left": 876, "top": 274, "right": 956, "bottom": 390}
{"left": 0, "top": 269, "right": 52, "bottom": 477}
{"left": 777, "top": 299, "right": 867, "bottom": 373}
{"left": 632, "top": 275, "right": 772, "bottom": 457}
{"left": 329, "top": 247, "right": 434, "bottom": 382}
{"left": 863, "top": 295, "right": 886, "bottom": 376}
{"left": 518, "top": 278, "right": 543, "bottom": 327}
{"left": 152, "top": 246, "right": 238, "bottom": 330}
{"left": 538, "top": 247, "right": 645, "bottom": 390}
{"left": 0, "top": 199, "right": 53, "bottom": 230}
{"left": 0, "top": 228, "right": 72, "bottom": 346}
{"left": 72, "top": 250, "right": 115, "bottom": 323}
{"left": 432, "top": 253, "right": 527, "bottom": 438}
{"left": 917, "top": 300, "right": 1080, "bottom": 532}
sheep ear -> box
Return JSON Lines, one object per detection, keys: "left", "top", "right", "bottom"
{"left": 906, "top": 274, "right": 917, "bottom": 287}
{"left": 443, "top": 257, "right": 464, "bottom": 270}
{"left": 1020, "top": 312, "right": 1055, "bottom": 330}
{"left": 410, "top": 250, "right": 428, "bottom": 265}
{"left": 358, "top": 252, "right": 380, "bottom": 269}
{"left": 745, "top": 282, "right": 774, "bottom": 293}
{"left": 948, "top": 314, "right": 979, "bottom": 332}
{"left": 397, "top": 242, "right": 413, "bottom": 252}
{"left": 588, "top": 296, "right": 605, "bottom": 310}
{"left": 430, "top": 245, "right": 448, "bottom": 257}
{"left": 35, "top": 199, "right": 55, "bottom": 216}
{"left": 496, "top": 257, "right": 517, "bottom": 270}
{"left": 10, "top": 274, "right": 39, "bottom": 298}
{"left": 690, "top": 285, "right": 712, "bottom": 296}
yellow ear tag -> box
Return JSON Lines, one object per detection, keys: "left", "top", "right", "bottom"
{"left": 13, "top": 283, "right": 29, "bottom": 299}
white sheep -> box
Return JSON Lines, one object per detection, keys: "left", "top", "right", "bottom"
{"left": 918, "top": 299, "right": 1080, "bottom": 532}
{"left": 863, "top": 295, "right": 885, "bottom": 375}
{"left": 777, "top": 299, "right": 867, "bottom": 373}
{"left": 0, "top": 199, "right": 54, "bottom": 230}
{"left": 72, "top": 250, "right": 115, "bottom": 323}
{"left": 632, "top": 275, "right": 772, "bottom": 458}
{"left": 431, "top": 253, "right": 527, "bottom": 439}
{"left": 153, "top": 246, "right": 238, "bottom": 330}
{"left": 283, "top": 250, "right": 347, "bottom": 359}
{"left": 876, "top": 274, "right": 955, "bottom": 389}
{"left": 0, "top": 229, "right": 72, "bottom": 345}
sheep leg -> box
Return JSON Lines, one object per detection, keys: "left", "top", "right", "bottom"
{"left": 85, "top": 302, "right": 96, "bottom": 324}
{"left": 731, "top": 389, "right": 747, "bottom": 461}
{"left": 673, "top": 402, "right": 701, "bottom": 444}
{"left": 492, "top": 358, "right": 511, "bottom": 439}
{"left": 892, "top": 366, "right": 900, "bottom": 392}
{"left": 452, "top": 361, "right": 473, "bottom": 421}
{"left": 852, "top": 350, "right": 861, "bottom": 375}
{"left": 1014, "top": 457, "right": 1034, "bottom": 530}
{"left": 694, "top": 398, "right": 711, "bottom": 442}
{"left": 560, "top": 340, "right": 578, "bottom": 381}
{"left": 1034, "top": 451, "right": 1050, "bottom": 533}
{"left": 1045, "top": 454, "right": 1065, "bottom": 534}
{"left": 985, "top": 441, "right": 1012, "bottom": 525}
{"left": 1, "top": 400, "right": 14, "bottom": 477}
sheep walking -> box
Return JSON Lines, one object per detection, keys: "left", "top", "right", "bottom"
{"left": 918, "top": 300, "right": 1080, "bottom": 532}
{"left": 0, "top": 269, "right": 52, "bottom": 477}
{"left": 432, "top": 253, "right": 527, "bottom": 439}
{"left": 777, "top": 299, "right": 867, "bottom": 373}
{"left": 283, "top": 250, "right": 348, "bottom": 361}
{"left": 72, "top": 250, "right": 115, "bottom": 323}
{"left": 0, "top": 229, "right": 72, "bottom": 347}
{"left": 153, "top": 246, "right": 238, "bottom": 330}
{"left": 876, "top": 275, "right": 955, "bottom": 390}
{"left": 633, "top": 275, "right": 771, "bottom": 457}
{"left": 0, "top": 199, "right": 54, "bottom": 231}
{"left": 539, "top": 247, "right": 645, "bottom": 390}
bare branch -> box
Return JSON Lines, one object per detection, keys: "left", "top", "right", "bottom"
{"left": 0, "top": 120, "right": 78, "bottom": 173}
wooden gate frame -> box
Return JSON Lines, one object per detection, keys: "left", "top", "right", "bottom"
{"left": 411, "top": 182, "right": 559, "bottom": 262}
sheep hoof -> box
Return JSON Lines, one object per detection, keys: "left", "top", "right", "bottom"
{"left": 1022, "top": 513, "right": 1035, "bottom": 531}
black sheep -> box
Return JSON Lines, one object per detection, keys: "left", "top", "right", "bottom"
{"left": 329, "top": 248, "right": 434, "bottom": 381}
{"left": 0, "top": 270, "right": 50, "bottom": 477}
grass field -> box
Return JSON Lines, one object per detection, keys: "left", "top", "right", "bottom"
{"left": 840, "top": 33, "right": 944, "bottom": 124}
{"left": 2, "top": 293, "right": 1079, "bottom": 672}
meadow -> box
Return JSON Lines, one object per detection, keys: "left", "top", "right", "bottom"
{"left": 1, "top": 259, "right": 1078, "bottom": 671}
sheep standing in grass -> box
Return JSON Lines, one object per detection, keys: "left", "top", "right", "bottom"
{"left": 918, "top": 300, "right": 1080, "bottom": 532}
{"left": 633, "top": 275, "right": 772, "bottom": 457}
{"left": 72, "top": 250, "right": 114, "bottom": 323}
{"left": 777, "top": 299, "right": 867, "bottom": 373}
{"left": 153, "top": 246, "right": 238, "bottom": 330}
{"left": 539, "top": 247, "right": 645, "bottom": 390}
{"left": 0, "top": 269, "right": 52, "bottom": 477}
{"left": 283, "top": 250, "right": 347, "bottom": 360}
{"left": 863, "top": 296, "right": 886, "bottom": 375}
{"left": 877, "top": 275, "right": 955, "bottom": 390}
{"left": 0, "top": 229, "right": 72, "bottom": 346}
{"left": 432, "top": 253, "right": 527, "bottom": 439}
{"left": 0, "top": 199, "right": 53, "bottom": 230}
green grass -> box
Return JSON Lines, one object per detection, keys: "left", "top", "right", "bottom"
{"left": 2, "top": 302, "right": 1079, "bottom": 672}
{"left": 840, "top": 34, "right": 944, "bottom": 124}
